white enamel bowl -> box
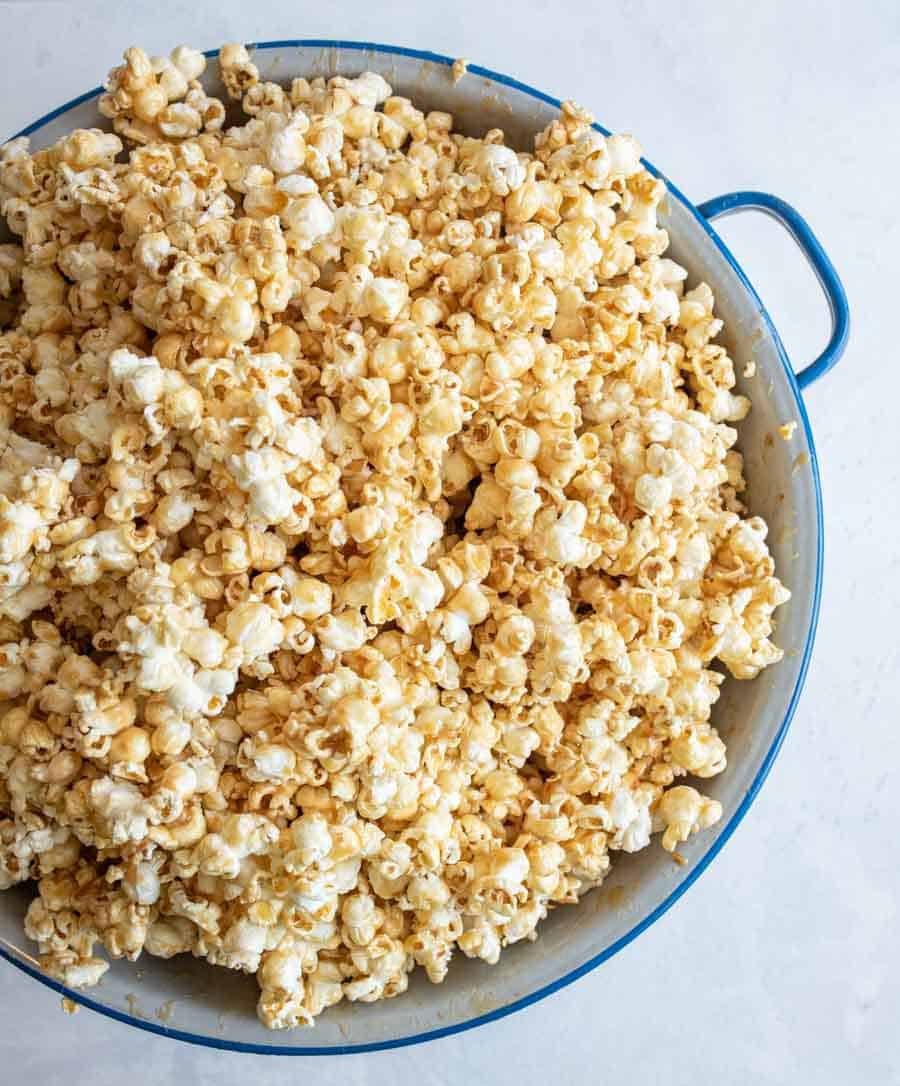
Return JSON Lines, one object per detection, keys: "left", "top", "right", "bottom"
{"left": 0, "top": 40, "right": 849, "bottom": 1054}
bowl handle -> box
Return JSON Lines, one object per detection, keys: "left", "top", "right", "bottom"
{"left": 697, "top": 191, "right": 850, "bottom": 390}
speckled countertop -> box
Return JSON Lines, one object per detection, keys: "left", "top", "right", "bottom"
{"left": 0, "top": 1, "right": 897, "bottom": 1083}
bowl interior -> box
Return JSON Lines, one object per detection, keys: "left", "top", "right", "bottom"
{"left": 0, "top": 42, "right": 821, "bottom": 1053}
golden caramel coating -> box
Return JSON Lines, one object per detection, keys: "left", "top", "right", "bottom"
{"left": 0, "top": 45, "right": 789, "bottom": 1029}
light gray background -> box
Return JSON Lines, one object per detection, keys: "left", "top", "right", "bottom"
{"left": 0, "top": 1, "right": 897, "bottom": 1082}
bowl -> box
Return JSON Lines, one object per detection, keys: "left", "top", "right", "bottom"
{"left": 0, "top": 40, "right": 849, "bottom": 1054}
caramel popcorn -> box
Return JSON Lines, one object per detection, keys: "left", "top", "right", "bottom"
{"left": 0, "top": 45, "right": 790, "bottom": 1029}
{"left": 451, "top": 59, "right": 469, "bottom": 85}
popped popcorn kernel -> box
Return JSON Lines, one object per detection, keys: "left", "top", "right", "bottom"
{"left": 0, "top": 42, "right": 789, "bottom": 1031}
{"left": 451, "top": 59, "right": 469, "bottom": 85}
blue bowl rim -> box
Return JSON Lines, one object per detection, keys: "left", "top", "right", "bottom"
{"left": 0, "top": 38, "right": 824, "bottom": 1056}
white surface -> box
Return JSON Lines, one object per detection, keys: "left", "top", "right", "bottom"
{"left": 0, "top": 0, "right": 896, "bottom": 1082}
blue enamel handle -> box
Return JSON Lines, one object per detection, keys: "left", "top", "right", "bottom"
{"left": 697, "top": 191, "right": 850, "bottom": 390}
